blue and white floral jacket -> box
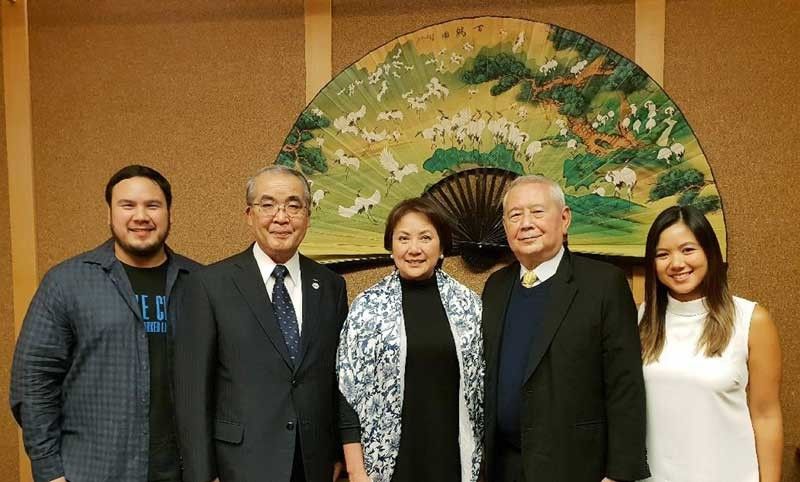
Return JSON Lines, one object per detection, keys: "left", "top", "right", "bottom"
{"left": 337, "top": 269, "right": 484, "bottom": 482}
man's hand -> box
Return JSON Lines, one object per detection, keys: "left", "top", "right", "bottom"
{"left": 333, "top": 461, "right": 344, "bottom": 481}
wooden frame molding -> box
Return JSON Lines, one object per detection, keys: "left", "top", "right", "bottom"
{"left": 304, "top": 0, "right": 332, "bottom": 103}
{"left": 631, "top": 0, "right": 666, "bottom": 302}
{"left": 2, "top": 0, "right": 37, "bottom": 481}
{"left": 635, "top": 0, "right": 666, "bottom": 85}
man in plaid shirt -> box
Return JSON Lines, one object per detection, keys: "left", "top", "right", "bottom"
{"left": 10, "top": 165, "right": 200, "bottom": 482}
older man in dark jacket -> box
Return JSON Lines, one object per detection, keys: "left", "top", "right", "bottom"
{"left": 482, "top": 175, "right": 649, "bottom": 482}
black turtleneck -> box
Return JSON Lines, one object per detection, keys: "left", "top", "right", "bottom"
{"left": 392, "top": 274, "right": 461, "bottom": 482}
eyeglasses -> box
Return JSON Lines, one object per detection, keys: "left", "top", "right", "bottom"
{"left": 248, "top": 201, "right": 307, "bottom": 218}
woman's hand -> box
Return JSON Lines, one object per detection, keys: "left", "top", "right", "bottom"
{"left": 346, "top": 468, "right": 372, "bottom": 482}
{"left": 343, "top": 442, "right": 371, "bottom": 482}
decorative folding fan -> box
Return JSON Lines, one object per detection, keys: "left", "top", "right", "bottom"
{"left": 277, "top": 17, "right": 726, "bottom": 264}
{"left": 422, "top": 167, "right": 517, "bottom": 269}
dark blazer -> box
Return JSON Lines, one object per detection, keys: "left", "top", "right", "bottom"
{"left": 482, "top": 249, "right": 649, "bottom": 482}
{"left": 174, "top": 247, "right": 348, "bottom": 482}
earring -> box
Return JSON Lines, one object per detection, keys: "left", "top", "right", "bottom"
{"left": 439, "top": 254, "right": 444, "bottom": 260}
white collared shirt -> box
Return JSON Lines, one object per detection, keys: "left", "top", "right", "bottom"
{"left": 252, "top": 243, "right": 304, "bottom": 333}
{"left": 518, "top": 245, "right": 565, "bottom": 288}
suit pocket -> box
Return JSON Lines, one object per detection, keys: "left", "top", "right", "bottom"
{"left": 214, "top": 419, "right": 244, "bottom": 444}
{"left": 574, "top": 419, "right": 605, "bottom": 429}
{"left": 572, "top": 419, "right": 605, "bottom": 479}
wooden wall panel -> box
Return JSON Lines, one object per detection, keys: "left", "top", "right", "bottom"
{"left": 0, "top": 16, "right": 22, "bottom": 482}
{"left": 665, "top": 1, "right": 800, "bottom": 478}
{"left": 28, "top": 0, "right": 306, "bottom": 270}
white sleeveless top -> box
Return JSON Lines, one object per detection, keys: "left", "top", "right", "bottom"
{"left": 638, "top": 296, "right": 758, "bottom": 482}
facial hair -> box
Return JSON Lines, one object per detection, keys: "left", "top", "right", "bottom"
{"left": 109, "top": 222, "right": 171, "bottom": 262}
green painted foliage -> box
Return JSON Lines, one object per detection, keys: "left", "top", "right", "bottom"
{"left": 460, "top": 53, "right": 532, "bottom": 89}
{"left": 278, "top": 110, "right": 332, "bottom": 176}
{"left": 649, "top": 168, "right": 706, "bottom": 202}
{"left": 275, "top": 152, "right": 295, "bottom": 168}
{"left": 567, "top": 194, "right": 646, "bottom": 236}
{"left": 296, "top": 146, "right": 328, "bottom": 176}
{"left": 679, "top": 189, "right": 721, "bottom": 213}
{"left": 423, "top": 145, "right": 523, "bottom": 174}
{"left": 549, "top": 28, "right": 606, "bottom": 63}
{"left": 489, "top": 75, "right": 518, "bottom": 96}
{"left": 296, "top": 111, "right": 330, "bottom": 131}
{"left": 563, "top": 154, "right": 607, "bottom": 189}
{"left": 677, "top": 189, "right": 699, "bottom": 206}
{"left": 691, "top": 195, "right": 721, "bottom": 214}
{"left": 603, "top": 56, "right": 650, "bottom": 94}
{"left": 517, "top": 80, "right": 534, "bottom": 102}
{"left": 540, "top": 85, "right": 589, "bottom": 116}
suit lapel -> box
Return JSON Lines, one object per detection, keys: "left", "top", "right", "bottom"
{"left": 522, "top": 250, "right": 577, "bottom": 384}
{"left": 231, "top": 249, "right": 294, "bottom": 371}
{"left": 485, "top": 263, "right": 519, "bottom": 380}
{"left": 296, "top": 255, "right": 321, "bottom": 371}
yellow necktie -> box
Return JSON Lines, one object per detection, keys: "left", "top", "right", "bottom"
{"left": 522, "top": 269, "right": 538, "bottom": 288}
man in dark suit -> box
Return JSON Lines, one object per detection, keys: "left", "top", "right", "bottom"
{"left": 175, "top": 166, "right": 348, "bottom": 482}
{"left": 482, "top": 175, "right": 649, "bottom": 482}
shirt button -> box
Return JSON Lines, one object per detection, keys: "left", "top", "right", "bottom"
{"left": 291, "top": 379, "right": 298, "bottom": 387}
{"left": 286, "top": 421, "right": 295, "bottom": 431}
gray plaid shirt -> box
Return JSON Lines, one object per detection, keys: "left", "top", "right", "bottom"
{"left": 10, "top": 240, "right": 200, "bottom": 482}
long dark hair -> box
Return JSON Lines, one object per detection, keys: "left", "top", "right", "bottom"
{"left": 640, "top": 205, "right": 734, "bottom": 363}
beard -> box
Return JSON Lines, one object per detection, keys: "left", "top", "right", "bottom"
{"left": 110, "top": 222, "right": 171, "bottom": 261}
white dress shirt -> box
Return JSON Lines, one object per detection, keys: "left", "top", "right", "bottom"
{"left": 252, "top": 243, "right": 304, "bottom": 333}
{"left": 517, "top": 245, "right": 565, "bottom": 287}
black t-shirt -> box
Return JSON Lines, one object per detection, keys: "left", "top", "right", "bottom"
{"left": 123, "top": 261, "right": 180, "bottom": 482}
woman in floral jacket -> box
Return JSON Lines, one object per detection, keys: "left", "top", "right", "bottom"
{"left": 337, "top": 197, "right": 484, "bottom": 482}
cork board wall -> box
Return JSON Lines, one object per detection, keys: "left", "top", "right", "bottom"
{"left": 0, "top": 24, "right": 21, "bottom": 480}
{"left": 665, "top": 1, "right": 800, "bottom": 477}
{"left": 28, "top": 0, "right": 307, "bottom": 270}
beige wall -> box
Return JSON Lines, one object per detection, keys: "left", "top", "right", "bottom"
{"left": 2, "top": 0, "right": 798, "bottom": 480}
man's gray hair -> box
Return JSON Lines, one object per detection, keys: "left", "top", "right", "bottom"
{"left": 502, "top": 175, "right": 566, "bottom": 210}
{"left": 245, "top": 165, "right": 312, "bottom": 208}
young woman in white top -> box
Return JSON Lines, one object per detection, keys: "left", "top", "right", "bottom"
{"left": 638, "top": 205, "right": 782, "bottom": 482}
